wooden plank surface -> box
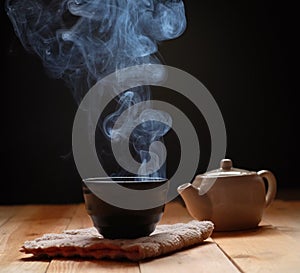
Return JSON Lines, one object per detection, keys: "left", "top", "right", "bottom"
{"left": 211, "top": 199, "right": 300, "bottom": 273}
{"left": 0, "top": 206, "right": 20, "bottom": 227}
{"left": 263, "top": 200, "right": 300, "bottom": 240}
{"left": 0, "top": 199, "right": 299, "bottom": 273}
{"left": 47, "top": 259, "right": 140, "bottom": 273}
{"left": 65, "top": 203, "right": 93, "bottom": 230}
{"left": 0, "top": 205, "right": 77, "bottom": 273}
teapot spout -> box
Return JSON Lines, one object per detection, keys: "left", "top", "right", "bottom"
{"left": 177, "top": 182, "right": 193, "bottom": 195}
{"left": 177, "top": 183, "right": 212, "bottom": 221}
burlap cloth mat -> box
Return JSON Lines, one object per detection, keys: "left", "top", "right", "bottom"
{"left": 21, "top": 220, "right": 214, "bottom": 261}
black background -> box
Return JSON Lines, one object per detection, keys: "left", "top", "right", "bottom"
{"left": 1, "top": 1, "right": 298, "bottom": 204}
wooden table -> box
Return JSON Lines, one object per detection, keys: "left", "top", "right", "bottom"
{"left": 0, "top": 199, "right": 299, "bottom": 273}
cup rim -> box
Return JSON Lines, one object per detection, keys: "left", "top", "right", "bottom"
{"left": 83, "top": 176, "right": 168, "bottom": 183}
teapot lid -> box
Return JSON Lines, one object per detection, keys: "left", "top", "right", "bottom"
{"left": 200, "top": 159, "right": 256, "bottom": 178}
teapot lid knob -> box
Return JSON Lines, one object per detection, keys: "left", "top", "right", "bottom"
{"left": 220, "top": 159, "right": 232, "bottom": 170}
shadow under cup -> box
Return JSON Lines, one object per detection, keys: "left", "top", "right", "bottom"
{"left": 82, "top": 177, "right": 169, "bottom": 239}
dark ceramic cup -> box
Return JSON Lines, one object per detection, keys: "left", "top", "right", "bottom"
{"left": 82, "top": 177, "right": 169, "bottom": 239}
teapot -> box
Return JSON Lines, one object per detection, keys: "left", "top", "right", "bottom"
{"left": 177, "top": 159, "right": 277, "bottom": 231}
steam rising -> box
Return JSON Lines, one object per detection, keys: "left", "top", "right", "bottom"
{"left": 6, "top": 0, "right": 187, "bottom": 177}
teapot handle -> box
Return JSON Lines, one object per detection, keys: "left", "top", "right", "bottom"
{"left": 257, "top": 170, "right": 277, "bottom": 207}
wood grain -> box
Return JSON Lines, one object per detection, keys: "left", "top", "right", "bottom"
{"left": 212, "top": 200, "right": 300, "bottom": 273}
{"left": 0, "top": 206, "right": 19, "bottom": 227}
{"left": 159, "top": 200, "right": 193, "bottom": 224}
{"left": 65, "top": 204, "right": 93, "bottom": 230}
{"left": 0, "top": 205, "right": 76, "bottom": 273}
{"left": 0, "top": 199, "right": 299, "bottom": 273}
{"left": 47, "top": 259, "right": 140, "bottom": 273}
{"left": 263, "top": 200, "right": 300, "bottom": 240}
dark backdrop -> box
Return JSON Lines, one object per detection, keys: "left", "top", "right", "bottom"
{"left": 1, "top": 1, "right": 298, "bottom": 204}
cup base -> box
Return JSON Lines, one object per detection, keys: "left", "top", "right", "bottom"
{"left": 94, "top": 222, "right": 158, "bottom": 239}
